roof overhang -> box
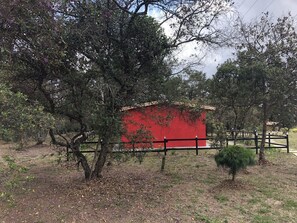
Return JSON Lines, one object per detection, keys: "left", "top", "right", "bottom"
{"left": 121, "top": 101, "right": 215, "bottom": 112}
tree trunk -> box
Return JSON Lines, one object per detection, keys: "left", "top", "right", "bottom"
{"left": 232, "top": 173, "right": 235, "bottom": 181}
{"left": 259, "top": 101, "right": 268, "bottom": 164}
{"left": 71, "top": 144, "right": 92, "bottom": 179}
{"left": 92, "top": 139, "right": 109, "bottom": 178}
{"left": 49, "top": 129, "right": 93, "bottom": 180}
{"left": 91, "top": 115, "right": 117, "bottom": 179}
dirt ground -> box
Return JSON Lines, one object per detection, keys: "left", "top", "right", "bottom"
{"left": 0, "top": 142, "right": 296, "bottom": 223}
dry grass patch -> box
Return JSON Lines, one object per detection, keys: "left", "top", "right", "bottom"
{"left": 0, "top": 144, "right": 296, "bottom": 223}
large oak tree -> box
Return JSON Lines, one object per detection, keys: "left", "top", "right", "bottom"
{"left": 0, "top": 0, "right": 233, "bottom": 179}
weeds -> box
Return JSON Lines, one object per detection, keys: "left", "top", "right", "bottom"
{"left": 0, "top": 155, "right": 33, "bottom": 207}
{"left": 283, "top": 199, "right": 297, "bottom": 210}
{"left": 252, "top": 215, "right": 274, "bottom": 223}
{"left": 193, "top": 212, "right": 227, "bottom": 223}
{"left": 214, "top": 194, "right": 229, "bottom": 203}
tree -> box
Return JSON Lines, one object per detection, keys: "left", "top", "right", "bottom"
{"left": 210, "top": 60, "right": 262, "bottom": 132}
{"left": 0, "top": 0, "right": 233, "bottom": 179}
{"left": 161, "top": 69, "right": 209, "bottom": 102}
{"left": 184, "top": 70, "right": 209, "bottom": 101}
{"left": 0, "top": 84, "right": 54, "bottom": 148}
{"left": 236, "top": 14, "right": 297, "bottom": 163}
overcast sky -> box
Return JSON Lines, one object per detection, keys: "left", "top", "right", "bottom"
{"left": 199, "top": 0, "right": 297, "bottom": 77}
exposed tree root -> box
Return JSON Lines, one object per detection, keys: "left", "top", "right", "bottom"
{"left": 258, "top": 159, "right": 274, "bottom": 166}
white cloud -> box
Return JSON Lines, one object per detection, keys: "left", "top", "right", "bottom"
{"left": 150, "top": 0, "right": 297, "bottom": 77}
{"left": 190, "top": 0, "right": 297, "bottom": 77}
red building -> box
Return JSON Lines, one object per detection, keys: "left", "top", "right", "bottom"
{"left": 121, "top": 102, "right": 214, "bottom": 148}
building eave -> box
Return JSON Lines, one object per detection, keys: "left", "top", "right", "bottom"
{"left": 121, "top": 101, "right": 216, "bottom": 112}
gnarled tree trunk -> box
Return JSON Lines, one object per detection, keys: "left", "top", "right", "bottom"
{"left": 92, "top": 139, "right": 109, "bottom": 178}
{"left": 71, "top": 144, "right": 92, "bottom": 179}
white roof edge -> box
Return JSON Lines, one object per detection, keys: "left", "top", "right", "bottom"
{"left": 121, "top": 101, "right": 215, "bottom": 111}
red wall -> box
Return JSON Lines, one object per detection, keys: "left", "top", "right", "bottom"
{"left": 122, "top": 105, "right": 207, "bottom": 148}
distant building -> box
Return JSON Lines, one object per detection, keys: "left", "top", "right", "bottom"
{"left": 266, "top": 121, "right": 279, "bottom": 132}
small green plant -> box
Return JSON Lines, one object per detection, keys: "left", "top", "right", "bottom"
{"left": 258, "top": 207, "right": 271, "bottom": 214}
{"left": 214, "top": 194, "right": 229, "bottom": 203}
{"left": 111, "top": 152, "right": 131, "bottom": 164}
{"left": 194, "top": 212, "right": 212, "bottom": 223}
{"left": 0, "top": 191, "right": 15, "bottom": 207}
{"left": 2, "top": 155, "right": 28, "bottom": 173}
{"left": 0, "top": 155, "right": 32, "bottom": 207}
{"left": 283, "top": 199, "right": 297, "bottom": 210}
{"left": 135, "top": 151, "right": 146, "bottom": 164}
{"left": 214, "top": 145, "right": 255, "bottom": 181}
{"left": 252, "top": 215, "right": 274, "bottom": 223}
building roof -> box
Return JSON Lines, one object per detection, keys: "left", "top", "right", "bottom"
{"left": 266, "top": 121, "right": 279, "bottom": 126}
{"left": 121, "top": 101, "right": 215, "bottom": 112}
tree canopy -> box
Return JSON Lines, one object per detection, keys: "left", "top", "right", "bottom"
{"left": 0, "top": 0, "right": 233, "bottom": 179}
{"left": 211, "top": 13, "right": 297, "bottom": 162}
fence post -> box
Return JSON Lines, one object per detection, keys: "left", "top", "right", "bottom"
{"left": 100, "top": 139, "right": 103, "bottom": 152}
{"left": 195, "top": 136, "right": 198, "bottom": 155}
{"left": 254, "top": 130, "right": 258, "bottom": 154}
{"left": 286, "top": 132, "right": 289, "bottom": 153}
{"left": 231, "top": 128, "right": 235, "bottom": 145}
{"left": 164, "top": 137, "right": 167, "bottom": 156}
{"left": 268, "top": 132, "right": 271, "bottom": 150}
{"left": 161, "top": 155, "right": 166, "bottom": 171}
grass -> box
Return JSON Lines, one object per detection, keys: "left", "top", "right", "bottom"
{"left": 283, "top": 200, "right": 297, "bottom": 210}
{"left": 289, "top": 131, "right": 297, "bottom": 150}
{"left": 214, "top": 194, "right": 229, "bottom": 203}
{"left": 252, "top": 215, "right": 274, "bottom": 223}
{"left": 0, "top": 139, "right": 296, "bottom": 222}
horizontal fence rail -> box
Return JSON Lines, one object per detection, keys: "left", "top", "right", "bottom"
{"left": 66, "top": 132, "right": 290, "bottom": 161}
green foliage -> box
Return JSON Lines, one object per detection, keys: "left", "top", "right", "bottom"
{"left": 210, "top": 123, "right": 227, "bottom": 148}
{"left": 125, "top": 126, "right": 154, "bottom": 149}
{"left": 210, "top": 60, "right": 263, "bottom": 131}
{"left": 2, "top": 155, "right": 28, "bottom": 174}
{"left": 124, "top": 126, "right": 153, "bottom": 164}
{"left": 111, "top": 152, "right": 131, "bottom": 164}
{"left": 214, "top": 145, "right": 256, "bottom": 181}
{"left": 210, "top": 14, "right": 297, "bottom": 149}
{"left": 162, "top": 69, "right": 209, "bottom": 102}
{"left": 0, "top": 0, "right": 233, "bottom": 179}
{"left": 0, "top": 84, "right": 54, "bottom": 147}
{"left": 0, "top": 155, "right": 33, "bottom": 207}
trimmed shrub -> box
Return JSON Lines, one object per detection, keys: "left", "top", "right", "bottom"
{"left": 215, "top": 145, "right": 255, "bottom": 181}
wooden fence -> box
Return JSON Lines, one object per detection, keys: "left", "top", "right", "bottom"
{"left": 66, "top": 131, "right": 289, "bottom": 161}
{"left": 225, "top": 130, "right": 289, "bottom": 154}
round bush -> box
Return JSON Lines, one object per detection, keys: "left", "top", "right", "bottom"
{"left": 215, "top": 145, "right": 256, "bottom": 181}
